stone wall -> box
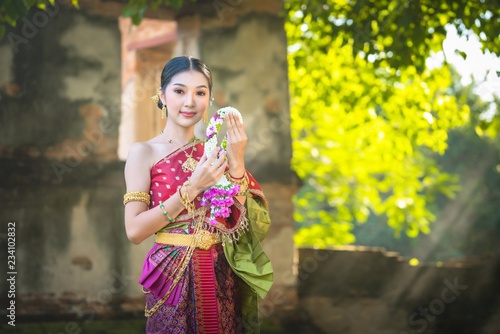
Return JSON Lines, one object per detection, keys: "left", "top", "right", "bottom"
{"left": 296, "top": 247, "right": 500, "bottom": 334}
{"left": 0, "top": 4, "right": 137, "bottom": 320}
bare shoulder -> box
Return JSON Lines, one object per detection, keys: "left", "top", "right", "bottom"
{"left": 124, "top": 142, "right": 154, "bottom": 191}
{"left": 126, "top": 135, "right": 166, "bottom": 170}
{"left": 127, "top": 141, "right": 153, "bottom": 161}
{"left": 125, "top": 137, "right": 164, "bottom": 169}
{"left": 124, "top": 141, "right": 157, "bottom": 174}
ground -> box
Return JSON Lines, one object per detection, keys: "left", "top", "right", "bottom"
{"left": 4, "top": 317, "right": 291, "bottom": 334}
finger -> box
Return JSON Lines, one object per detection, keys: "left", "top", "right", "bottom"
{"left": 204, "top": 147, "right": 220, "bottom": 164}
{"left": 232, "top": 115, "right": 244, "bottom": 137}
{"left": 228, "top": 112, "right": 236, "bottom": 125}
{"left": 193, "top": 154, "right": 207, "bottom": 172}
{"left": 230, "top": 112, "right": 242, "bottom": 126}
{"left": 214, "top": 151, "right": 227, "bottom": 167}
{"left": 199, "top": 153, "right": 208, "bottom": 164}
{"left": 226, "top": 128, "right": 235, "bottom": 143}
{"left": 228, "top": 116, "right": 240, "bottom": 137}
{"left": 214, "top": 155, "right": 227, "bottom": 174}
{"left": 216, "top": 153, "right": 227, "bottom": 166}
{"left": 216, "top": 159, "right": 228, "bottom": 173}
{"left": 226, "top": 114, "right": 235, "bottom": 133}
{"left": 227, "top": 113, "right": 234, "bottom": 125}
{"left": 232, "top": 113, "right": 242, "bottom": 129}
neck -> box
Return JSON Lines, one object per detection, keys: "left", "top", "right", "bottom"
{"left": 162, "top": 124, "right": 196, "bottom": 145}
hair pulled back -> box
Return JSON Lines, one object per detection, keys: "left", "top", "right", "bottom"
{"left": 156, "top": 56, "right": 213, "bottom": 110}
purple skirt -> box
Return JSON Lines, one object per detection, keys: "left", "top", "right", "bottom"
{"left": 141, "top": 243, "right": 244, "bottom": 334}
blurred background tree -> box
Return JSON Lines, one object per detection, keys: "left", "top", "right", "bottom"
{"left": 350, "top": 70, "right": 500, "bottom": 261}
{"left": 2, "top": 0, "right": 499, "bottom": 259}
{"left": 285, "top": 0, "right": 500, "bottom": 255}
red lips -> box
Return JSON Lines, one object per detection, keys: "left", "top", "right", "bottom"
{"left": 180, "top": 111, "right": 196, "bottom": 117}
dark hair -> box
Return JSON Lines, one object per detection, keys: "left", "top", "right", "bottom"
{"left": 157, "top": 56, "right": 213, "bottom": 110}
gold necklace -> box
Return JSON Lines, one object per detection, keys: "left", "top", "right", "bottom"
{"left": 165, "top": 136, "right": 200, "bottom": 173}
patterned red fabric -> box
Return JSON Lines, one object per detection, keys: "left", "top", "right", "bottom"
{"left": 193, "top": 249, "right": 219, "bottom": 334}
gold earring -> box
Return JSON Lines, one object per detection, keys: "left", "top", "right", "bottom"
{"left": 162, "top": 105, "right": 167, "bottom": 119}
{"left": 203, "top": 111, "right": 208, "bottom": 123}
{"left": 151, "top": 94, "right": 160, "bottom": 105}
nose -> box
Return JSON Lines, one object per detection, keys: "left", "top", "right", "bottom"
{"left": 184, "top": 92, "right": 195, "bottom": 107}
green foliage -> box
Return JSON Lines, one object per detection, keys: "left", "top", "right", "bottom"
{"left": 475, "top": 97, "right": 500, "bottom": 139}
{"left": 121, "top": 0, "right": 197, "bottom": 25}
{"left": 0, "top": 0, "right": 195, "bottom": 37}
{"left": 285, "top": 0, "right": 500, "bottom": 72}
{"left": 286, "top": 2, "right": 478, "bottom": 247}
{"left": 3, "top": 0, "right": 498, "bottom": 68}
{"left": 0, "top": 0, "right": 79, "bottom": 37}
{"left": 352, "top": 73, "right": 500, "bottom": 261}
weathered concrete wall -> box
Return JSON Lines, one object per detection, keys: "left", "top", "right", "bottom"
{"left": 0, "top": 5, "right": 146, "bottom": 320}
{"left": 296, "top": 247, "right": 500, "bottom": 334}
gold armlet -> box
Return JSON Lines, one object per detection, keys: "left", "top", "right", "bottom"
{"left": 123, "top": 191, "right": 151, "bottom": 206}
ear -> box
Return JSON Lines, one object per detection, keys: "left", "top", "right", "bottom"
{"left": 159, "top": 87, "right": 166, "bottom": 105}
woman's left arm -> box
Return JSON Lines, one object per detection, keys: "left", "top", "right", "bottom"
{"left": 226, "top": 112, "right": 248, "bottom": 204}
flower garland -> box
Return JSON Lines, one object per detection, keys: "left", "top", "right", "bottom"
{"left": 201, "top": 107, "right": 243, "bottom": 226}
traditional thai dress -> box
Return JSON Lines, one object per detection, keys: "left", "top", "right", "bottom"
{"left": 139, "top": 140, "right": 273, "bottom": 334}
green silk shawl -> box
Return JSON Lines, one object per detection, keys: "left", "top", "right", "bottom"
{"left": 223, "top": 193, "right": 274, "bottom": 334}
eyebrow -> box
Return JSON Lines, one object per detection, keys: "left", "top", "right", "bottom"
{"left": 172, "top": 83, "right": 208, "bottom": 89}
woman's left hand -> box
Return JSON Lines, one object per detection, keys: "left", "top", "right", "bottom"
{"left": 225, "top": 112, "right": 247, "bottom": 177}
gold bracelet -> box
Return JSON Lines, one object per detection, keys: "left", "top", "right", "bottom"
{"left": 226, "top": 172, "right": 249, "bottom": 196}
{"left": 225, "top": 171, "right": 249, "bottom": 187}
{"left": 123, "top": 191, "right": 151, "bottom": 206}
{"left": 159, "top": 201, "right": 175, "bottom": 223}
{"left": 178, "top": 181, "right": 195, "bottom": 215}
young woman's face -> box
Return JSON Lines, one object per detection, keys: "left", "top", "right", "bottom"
{"left": 161, "top": 70, "right": 210, "bottom": 128}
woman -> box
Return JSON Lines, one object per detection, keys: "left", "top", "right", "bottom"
{"left": 123, "top": 56, "right": 273, "bottom": 334}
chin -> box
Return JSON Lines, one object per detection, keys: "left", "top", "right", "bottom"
{"left": 180, "top": 119, "right": 202, "bottom": 127}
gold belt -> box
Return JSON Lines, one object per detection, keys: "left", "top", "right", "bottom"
{"left": 155, "top": 231, "right": 222, "bottom": 250}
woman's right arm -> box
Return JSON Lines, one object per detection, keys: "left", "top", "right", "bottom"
{"left": 123, "top": 143, "right": 187, "bottom": 244}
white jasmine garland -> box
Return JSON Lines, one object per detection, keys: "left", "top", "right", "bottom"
{"left": 202, "top": 107, "right": 243, "bottom": 225}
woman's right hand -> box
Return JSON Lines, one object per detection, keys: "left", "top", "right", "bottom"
{"left": 188, "top": 148, "right": 227, "bottom": 199}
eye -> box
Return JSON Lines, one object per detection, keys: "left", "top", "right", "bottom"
{"left": 197, "top": 91, "right": 206, "bottom": 96}
{"left": 174, "top": 89, "right": 184, "bottom": 94}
